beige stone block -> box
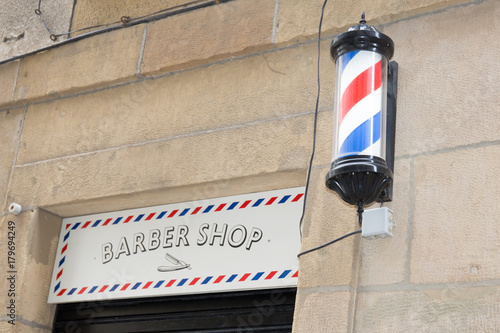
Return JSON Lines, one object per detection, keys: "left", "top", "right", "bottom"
{"left": 0, "top": 108, "right": 24, "bottom": 206}
{"left": 17, "top": 39, "right": 335, "bottom": 165}
{"left": 387, "top": 0, "right": 500, "bottom": 156}
{"left": 0, "top": 211, "right": 33, "bottom": 325}
{"left": 8, "top": 113, "right": 327, "bottom": 215}
{"left": 274, "top": 0, "right": 470, "bottom": 45}
{"left": 0, "top": 61, "right": 18, "bottom": 106}
{"left": 13, "top": 25, "right": 144, "bottom": 102}
{"left": 1, "top": 211, "right": 32, "bottom": 273}
{"left": 18, "top": 210, "right": 59, "bottom": 327}
{"left": 355, "top": 286, "right": 500, "bottom": 332}
{"left": 16, "top": 263, "right": 57, "bottom": 326}
{"left": 50, "top": 170, "right": 306, "bottom": 218}
{"left": 411, "top": 146, "right": 500, "bottom": 283}
{"left": 298, "top": 166, "right": 360, "bottom": 287}
{"left": 0, "top": 218, "right": 10, "bottom": 319}
{"left": 71, "top": 0, "right": 188, "bottom": 36}
{"left": 313, "top": 109, "right": 334, "bottom": 168}
{"left": 141, "top": 0, "right": 275, "bottom": 74}
{"left": 293, "top": 291, "right": 351, "bottom": 332}
{"left": 358, "top": 158, "right": 411, "bottom": 286}
{"left": 0, "top": 210, "right": 59, "bottom": 329}
{"left": 0, "top": 323, "right": 12, "bottom": 332}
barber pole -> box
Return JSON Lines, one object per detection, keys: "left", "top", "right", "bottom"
{"left": 336, "top": 50, "right": 385, "bottom": 159}
{"left": 326, "top": 12, "right": 397, "bottom": 224}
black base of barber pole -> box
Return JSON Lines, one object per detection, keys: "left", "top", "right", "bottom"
{"left": 325, "top": 155, "right": 393, "bottom": 225}
{"left": 325, "top": 155, "right": 393, "bottom": 206}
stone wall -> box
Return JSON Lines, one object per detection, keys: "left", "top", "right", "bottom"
{"left": 0, "top": 0, "right": 73, "bottom": 60}
{"left": 0, "top": 0, "right": 499, "bottom": 331}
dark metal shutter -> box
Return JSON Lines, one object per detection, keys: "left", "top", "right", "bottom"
{"left": 52, "top": 288, "right": 296, "bottom": 333}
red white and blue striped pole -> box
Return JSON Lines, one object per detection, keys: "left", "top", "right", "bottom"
{"left": 326, "top": 12, "right": 396, "bottom": 224}
{"left": 336, "top": 50, "right": 385, "bottom": 159}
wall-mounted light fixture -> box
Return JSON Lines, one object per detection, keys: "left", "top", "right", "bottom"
{"left": 326, "top": 12, "right": 398, "bottom": 224}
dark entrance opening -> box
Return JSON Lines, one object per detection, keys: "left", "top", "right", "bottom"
{"left": 53, "top": 288, "right": 296, "bottom": 332}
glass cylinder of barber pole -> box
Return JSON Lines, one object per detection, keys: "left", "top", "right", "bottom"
{"left": 333, "top": 50, "right": 388, "bottom": 160}
{"left": 326, "top": 13, "right": 395, "bottom": 210}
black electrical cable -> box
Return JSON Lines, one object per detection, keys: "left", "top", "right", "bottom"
{"left": 298, "top": 0, "right": 329, "bottom": 240}
{"left": 297, "top": 230, "right": 361, "bottom": 257}
{"left": 36, "top": 0, "right": 224, "bottom": 40}
{"left": 297, "top": 0, "right": 363, "bottom": 257}
{"left": 0, "top": 0, "right": 232, "bottom": 66}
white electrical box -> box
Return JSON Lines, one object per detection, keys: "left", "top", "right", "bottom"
{"left": 362, "top": 207, "right": 395, "bottom": 239}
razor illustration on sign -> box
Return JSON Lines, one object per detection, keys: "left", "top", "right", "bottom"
{"left": 157, "top": 253, "right": 191, "bottom": 272}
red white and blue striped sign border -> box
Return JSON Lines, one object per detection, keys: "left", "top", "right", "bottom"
{"left": 55, "top": 269, "right": 299, "bottom": 297}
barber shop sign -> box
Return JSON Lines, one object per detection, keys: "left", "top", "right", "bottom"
{"left": 48, "top": 187, "right": 304, "bottom": 303}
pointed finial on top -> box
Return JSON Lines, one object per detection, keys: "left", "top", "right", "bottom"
{"left": 360, "top": 11, "right": 366, "bottom": 24}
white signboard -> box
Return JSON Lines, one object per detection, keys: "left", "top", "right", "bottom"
{"left": 48, "top": 187, "right": 304, "bottom": 303}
